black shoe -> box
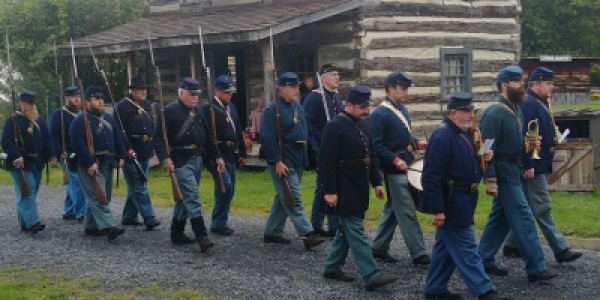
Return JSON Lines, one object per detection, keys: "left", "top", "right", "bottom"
{"left": 84, "top": 228, "right": 104, "bottom": 237}
{"left": 478, "top": 290, "right": 510, "bottom": 300}
{"left": 373, "top": 251, "right": 399, "bottom": 263}
{"left": 502, "top": 245, "right": 522, "bottom": 258}
{"left": 303, "top": 232, "right": 324, "bottom": 250}
{"left": 104, "top": 227, "right": 125, "bottom": 240}
{"left": 365, "top": 275, "right": 398, "bottom": 291}
{"left": 413, "top": 254, "right": 431, "bottom": 266}
{"left": 171, "top": 232, "right": 195, "bottom": 245}
{"left": 145, "top": 219, "right": 161, "bottom": 231}
{"left": 76, "top": 216, "right": 84, "bottom": 222}
{"left": 485, "top": 266, "right": 509, "bottom": 276}
{"left": 29, "top": 223, "right": 46, "bottom": 234}
{"left": 527, "top": 270, "right": 558, "bottom": 283}
{"left": 264, "top": 235, "right": 291, "bottom": 244}
{"left": 314, "top": 228, "right": 329, "bottom": 237}
{"left": 555, "top": 248, "right": 582, "bottom": 263}
{"left": 323, "top": 270, "right": 356, "bottom": 282}
{"left": 425, "top": 291, "right": 462, "bottom": 299}
{"left": 63, "top": 214, "right": 76, "bottom": 220}
{"left": 122, "top": 220, "right": 143, "bottom": 226}
{"left": 197, "top": 235, "right": 214, "bottom": 252}
{"left": 210, "top": 227, "right": 234, "bottom": 236}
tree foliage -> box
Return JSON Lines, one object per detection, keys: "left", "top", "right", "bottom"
{"left": 522, "top": 0, "right": 600, "bottom": 57}
{"left": 0, "top": 0, "right": 145, "bottom": 113}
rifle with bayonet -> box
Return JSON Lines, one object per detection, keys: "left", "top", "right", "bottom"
{"left": 70, "top": 38, "right": 106, "bottom": 204}
{"left": 54, "top": 39, "right": 68, "bottom": 185}
{"left": 315, "top": 71, "right": 331, "bottom": 122}
{"left": 199, "top": 25, "right": 226, "bottom": 194}
{"left": 6, "top": 33, "right": 31, "bottom": 197}
{"left": 269, "top": 28, "right": 294, "bottom": 207}
{"left": 147, "top": 35, "right": 183, "bottom": 202}
{"left": 88, "top": 43, "right": 147, "bottom": 183}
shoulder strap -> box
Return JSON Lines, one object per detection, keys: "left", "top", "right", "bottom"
{"left": 339, "top": 113, "right": 370, "bottom": 146}
{"left": 176, "top": 108, "right": 198, "bottom": 141}
{"left": 380, "top": 101, "right": 412, "bottom": 134}
{"left": 493, "top": 102, "right": 522, "bottom": 133}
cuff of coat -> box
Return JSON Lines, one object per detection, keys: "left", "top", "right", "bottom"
{"left": 484, "top": 177, "right": 498, "bottom": 190}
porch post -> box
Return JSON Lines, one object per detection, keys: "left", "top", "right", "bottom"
{"left": 261, "top": 38, "right": 275, "bottom": 102}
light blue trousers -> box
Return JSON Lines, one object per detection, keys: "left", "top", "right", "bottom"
{"left": 121, "top": 159, "right": 157, "bottom": 225}
{"left": 78, "top": 160, "right": 116, "bottom": 231}
{"left": 10, "top": 170, "right": 42, "bottom": 229}
{"left": 208, "top": 161, "right": 236, "bottom": 229}
{"left": 172, "top": 156, "right": 204, "bottom": 221}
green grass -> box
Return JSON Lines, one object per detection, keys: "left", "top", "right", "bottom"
{"left": 1, "top": 166, "right": 598, "bottom": 237}
{"left": 552, "top": 96, "right": 600, "bottom": 111}
{"left": 0, "top": 266, "right": 222, "bottom": 300}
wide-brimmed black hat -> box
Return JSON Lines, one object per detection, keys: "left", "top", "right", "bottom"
{"left": 128, "top": 76, "right": 151, "bottom": 89}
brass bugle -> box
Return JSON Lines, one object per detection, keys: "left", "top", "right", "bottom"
{"left": 526, "top": 119, "right": 540, "bottom": 160}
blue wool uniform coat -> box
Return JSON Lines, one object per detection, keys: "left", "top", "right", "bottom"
{"left": 69, "top": 111, "right": 126, "bottom": 169}
{"left": 479, "top": 96, "right": 526, "bottom": 184}
{"left": 303, "top": 89, "right": 343, "bottom": 145}
{"left": 420, "top": 117, "right": 482, "bottom": 227}
{"left": 199, "top": 97, "right": 247, "bottom": 163}
{"left": 318, "top": 112, "right": 382, "bottom": 219}
{"left": 519, "top": 89, "right": 555, "bottom": 174}
{"left": 114, "top": 96, "right": 155, "bottom": 160}
{"left": 260, "top": 97, "right": 317, "bottom": 169}
{"left": 370, "top": 98, "right": 416, "bottom": 174}
{"left": 153, "top": 99, "right": 221, "bottom": 168}
{"left": 2, "top": 113, "right": 53, "bottom": 171}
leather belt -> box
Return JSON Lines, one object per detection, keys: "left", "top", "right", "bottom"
{"left": 218, "top": 140, "right": 235, "bottom": 147}
{"left": 452, "top": 182, "right": 479, "bottom": 191}
{"left": 338, "top": 156, "right": 371, "bottom": 167}
{"left": 95, "top": 150, "right": 114, "bottom": 157}
{"left": 284, "top": 140, "right": 307, "bottom": 148}
{"left": 131, "top": 134, "right": 152, "bottom": 142}
{"left": 540, "top": 146, "right": 555, "bottom": 153}
{"left": 172, "top": 144, "right": 197, "bottom": 151}
{"left": 26, "top": 153, "right": 39, "bottom": 158}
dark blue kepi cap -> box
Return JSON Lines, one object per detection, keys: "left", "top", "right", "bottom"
{"left": 318, "top": 63, "right": 338, "bottom": 75}
{"left": 215, "top": 75, "right": 236, "bottom": 92}
{"left": 386, "top": 71, "right": 413, "bottom": 86}
{"left": 84, "top": 86, "right": 104, "bottom": 100}
{"left": 528, "top": 66, "right": 554, "bottom": 82}
{"left": 447, "top": 92, "right": 474, "bottom": 110}
{"left": 496, "top": 65, "right": 523, "bottom": 83}
{"left": 347, "top": 85, "right": 372, "bottom": 105}
{"left": 20, "top": 89, "right": 37, "bottom": 103}
{"left": 278, "top": 72, "right": 299, "bottom": 86}
{"left": 179, "top": 77, "right": 200, "bottom": 91}
{"left": 65, "top": 86, "right": 79, "bottom": 96}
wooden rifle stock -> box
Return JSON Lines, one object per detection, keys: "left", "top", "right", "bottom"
{"left": 199, "top": 26, "right": 225, "bottom": 194}
{"left": 6, "top": 34, "right": 31, "bottom": 196}
{"left": 210, "top": 107, "right": 226, "bottom": 193}
{"left": 147, "top": 35, "right": 183, "bottom": 201}
{"left": 471, "top": 119, "right": 486, "bottom": 172}
{"left": 269, "top": 29, "right": 294, "bottom": 207}
{"left": 61, "top": 156, "right": 69, "bottom": 184}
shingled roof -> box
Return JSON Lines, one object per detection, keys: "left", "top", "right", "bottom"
{"left": 60, "top": 0, "right": 362, "bottom": 55}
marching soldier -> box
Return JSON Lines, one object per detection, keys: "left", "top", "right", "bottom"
{"left": 477, "top": 66, "right": 557, "bottom": 282}
{"left": 50, "top": 86, "right": 86, "bottom": 221}
{"left": 70, "top": 86, "right": 126, "bottom": 240}
{"left": 115, "top": 76, "right": 161, "bottom": 230}
{"left": 370, "top": 71, "right": 430, "bottom": 265}
{"left": 304, "top": 64, "right": 343, "bottom": 237}
{"left": 320, "top": 85, "right": 398, "bottom": 291}
{"left": 502, "top": 67, "right": 582, "bottom": 263}
{"left": 260, "top": 72, "right": 323, "bottom": 250}
{"left": 153, "top": 77, "right": 224, "bottom": 252}
{"left": 2, "top": 90, "right": 54, "bottom": 233}
{"left": 420, "top": 92, "right": 506, "bottom": 300}
{"left": 200, "top": 75, "right": 247, "bottom": 236}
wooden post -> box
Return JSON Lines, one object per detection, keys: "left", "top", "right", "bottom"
{"left": 261, "top": 38, "right": 274, "bottom": 102}
{"left": 126, "top": 51, "right": 136, "bottom": 83}
{"left": 190, "top": 47, "right": 198, "bottom": 80}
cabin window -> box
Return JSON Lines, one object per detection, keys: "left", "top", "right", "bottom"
{"left": 281, "top": 45, "right": 317, "bottom": 82}
{"left": 440, "top": 48, "right": 473, "bottom": 101}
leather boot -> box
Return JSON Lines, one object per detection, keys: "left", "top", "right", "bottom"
{"left": 190, "top": 216, "right": 214, "bottom": 252}
{"left": 170, "top": 219, "right": 195, "bottom": 245}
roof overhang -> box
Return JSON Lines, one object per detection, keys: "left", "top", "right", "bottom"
{"left": 58, "top": 0, "right": 363, "bottom": 56}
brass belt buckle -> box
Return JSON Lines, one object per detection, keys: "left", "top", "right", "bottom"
{"left": 406, "top": 145, "right": 414, "bottom": 153}
{"left": 142, "top": 134, "right": 150, "bottom": 142}
{"left": 470, "top": 183, "right": 478, "bottom": 190}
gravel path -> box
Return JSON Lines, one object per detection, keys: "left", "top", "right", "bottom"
{"left": 0, "top": 185, "right": 598, "bottom": 299}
